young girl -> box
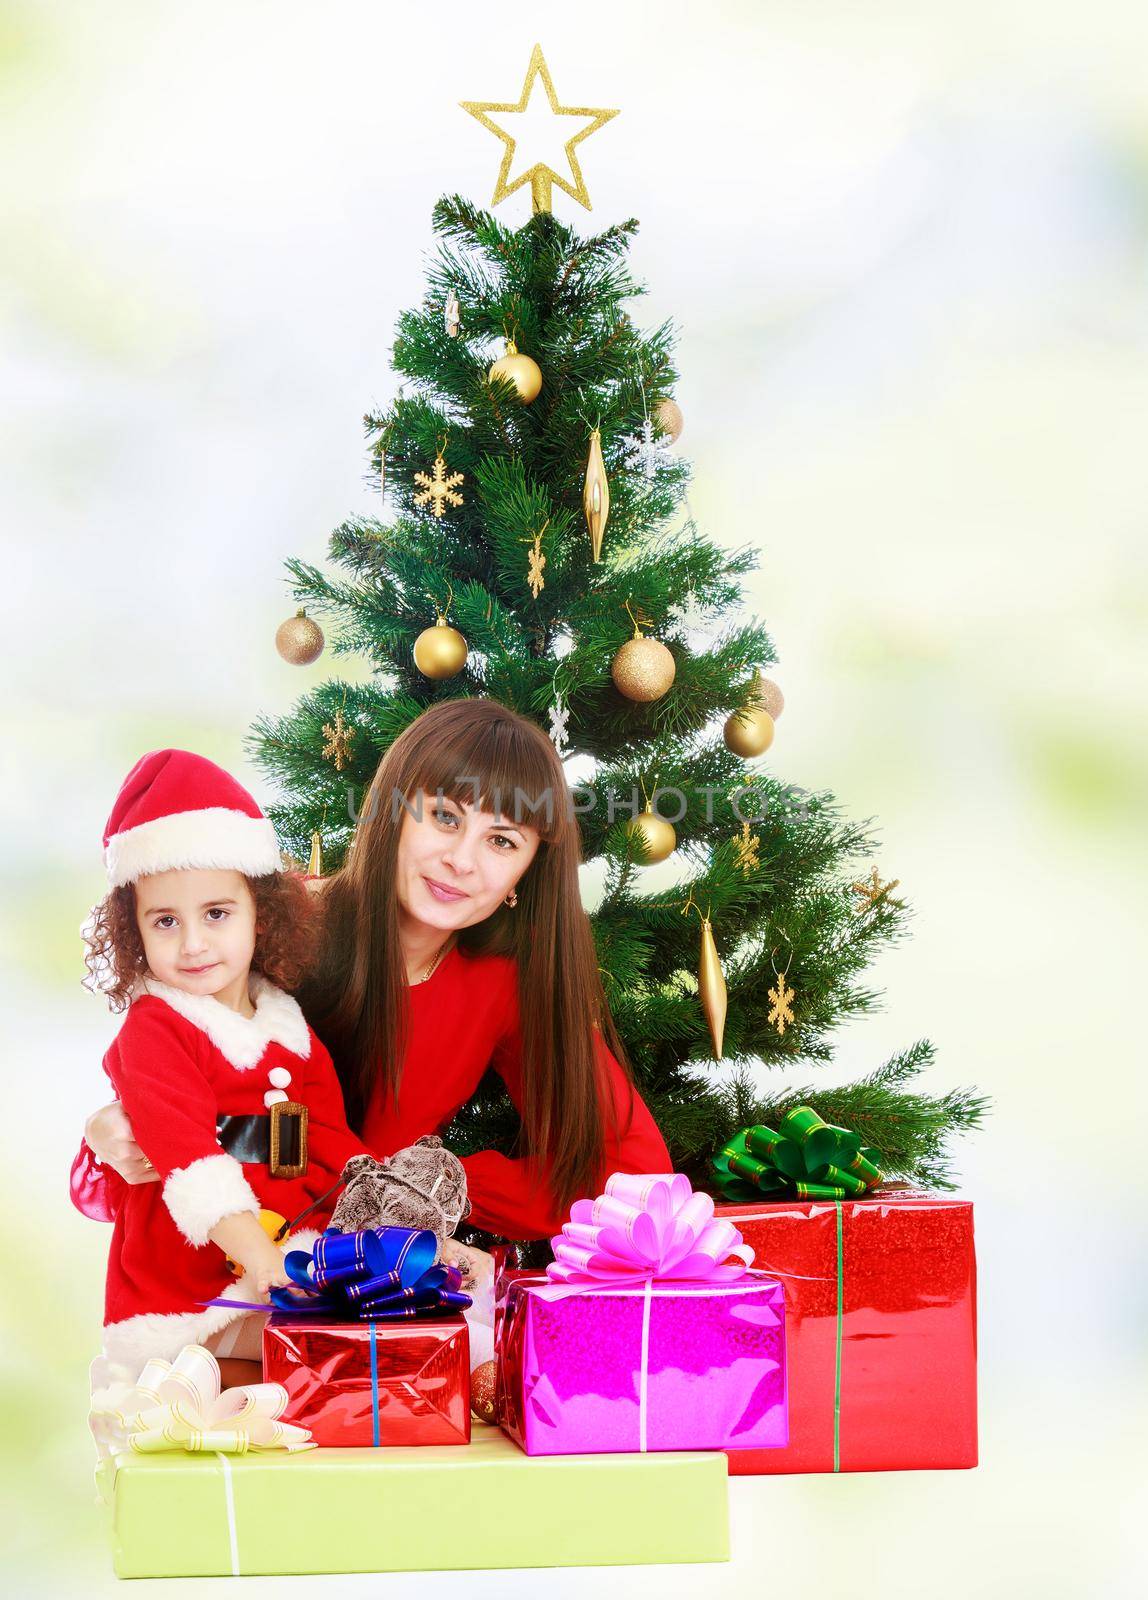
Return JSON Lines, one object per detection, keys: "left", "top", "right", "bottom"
{"left": 83, "top": 748, "right": 369, "bottom": 1383}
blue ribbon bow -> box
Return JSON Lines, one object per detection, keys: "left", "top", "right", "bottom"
{"left": 270, "top": 1227, "right": 472, "bottom": 1321}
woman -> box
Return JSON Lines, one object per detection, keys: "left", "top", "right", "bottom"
{"left": 75, "top": 699, "right": 671, "bottom": 1254}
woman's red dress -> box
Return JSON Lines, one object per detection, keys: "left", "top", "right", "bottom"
{"left": 360, "top": 943, "right": 670, "bottom": 1238}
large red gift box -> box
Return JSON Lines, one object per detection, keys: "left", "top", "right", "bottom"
{"left": 716, "top": 1191, "right": 977, "bottom": 1474}
{"left": 262, "top": 1314, "right": 471, "bottom": 1447}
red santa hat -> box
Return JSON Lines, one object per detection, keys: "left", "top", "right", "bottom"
{"left": 103, "top": 749, "right": 282, "bottom": 888}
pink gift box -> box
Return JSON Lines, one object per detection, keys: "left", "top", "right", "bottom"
{"left": 498, "top": 1271, "right": 787, "bottom": 1456}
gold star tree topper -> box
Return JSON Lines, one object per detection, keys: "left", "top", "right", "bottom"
{"left": 461, "top": 44, "right": 618, "bottom": 214}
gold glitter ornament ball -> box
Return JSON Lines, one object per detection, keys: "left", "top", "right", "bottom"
{"left": 656, "top": 398, "right": 684, "bottom": 442}
{"left": 626, "top": 807, "right": 677, "bottom": 864}
{"left": 470, "top": 1360, "right": 498, "bottom": 1424}
{"left": 612, "top": 636, "right": 676, "bottom": 702}
{"left": 413, "top": 616, "right": 468, "bottom": 680}
{"left": 275, "top": 608, "right": 324, "bottom": 665}
{"left": 488, "top": 339, "right": 543, "bottom": 404}
{"left": 756, "top": 675, "right": 785, "bottom": 719}
{"left": 724, "top": 704, "right": 775, "bottom": 758}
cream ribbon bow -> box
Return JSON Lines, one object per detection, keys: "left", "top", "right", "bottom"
{"left": 89, "top": 1343, "right": 314, "bottom": 1457}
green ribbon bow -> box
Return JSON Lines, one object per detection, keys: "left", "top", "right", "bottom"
{"left": 712, "top": 1106, "right": 883, "bottom": 1201}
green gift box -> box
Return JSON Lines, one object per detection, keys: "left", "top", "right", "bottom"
{"left": 96, "top": 1431, "right": 729, "bottom": 1576}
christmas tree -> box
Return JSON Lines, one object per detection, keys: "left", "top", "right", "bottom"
{"left": 251, "top": 55, "right": 984, "bottom": 1235}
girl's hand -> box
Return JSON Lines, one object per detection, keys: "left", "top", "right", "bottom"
{"left": 85, "top": 1101, "right": 160, "bottom": 1185}
{"left": 209, "top": 1213, "right": 291, "bottom": 1294}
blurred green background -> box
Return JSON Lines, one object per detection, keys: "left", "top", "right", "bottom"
{"left": 2, "top": 0, "right": 1144, "bottom": 1593}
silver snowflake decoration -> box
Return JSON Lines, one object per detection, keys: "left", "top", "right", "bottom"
{"left": 619, "top": 417, "right": 675, "bottom": 481}
{"left": 547, "top": 694, "right": 571, "bottom": 758}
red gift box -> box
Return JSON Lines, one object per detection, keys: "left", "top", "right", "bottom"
{"left": 716, "top": 1190, "right": 977, "bottom": 1474}
{"left": 262, "top": 1314, "right": 471, "bottom": 1447}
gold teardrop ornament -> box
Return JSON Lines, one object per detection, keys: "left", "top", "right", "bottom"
{"left": 698, "top": 914, "right": 728, "bottom": 1059}
{"left": 583, "top": 428, "right": 610, "bottom": 562}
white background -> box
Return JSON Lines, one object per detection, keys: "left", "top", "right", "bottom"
{"left": 2, "top": 1, "right": 1145, "bottom": 1594}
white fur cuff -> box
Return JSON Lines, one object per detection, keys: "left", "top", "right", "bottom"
{"left": 163, "top": 1153, "right": 261, "bottom": 1246}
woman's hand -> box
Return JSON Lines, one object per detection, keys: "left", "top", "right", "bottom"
{"left": 440, "top": 1240, "right": 495, "bottom": 1293}
{"left": 254, "top": 1252, "right": 292, "bottom": 1296}
{"left": 84, "top": 1101, "right": 159, "bottom": 1185}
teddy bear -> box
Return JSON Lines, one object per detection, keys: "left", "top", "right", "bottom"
{"left": 331, "top": 1135, "right": 495, "bottom": 1378}
{"left": 330, "top": 1134, "right": 470, "bottom": 1252}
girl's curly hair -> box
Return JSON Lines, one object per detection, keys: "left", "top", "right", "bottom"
{"left": 82, "top": 871, "right": 319, "bottom": 1012}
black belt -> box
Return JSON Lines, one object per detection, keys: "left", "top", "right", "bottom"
{"left": 216, "top": 1103, "right": 309, "bottom": 1178}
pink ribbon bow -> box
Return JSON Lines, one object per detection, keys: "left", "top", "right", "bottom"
{"left": 547, "top": 1172, "right": 755, "bottom": 1285}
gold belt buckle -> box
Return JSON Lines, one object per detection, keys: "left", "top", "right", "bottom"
{"left": 268, "top": 1101, "right": 309, "bottom": 1178}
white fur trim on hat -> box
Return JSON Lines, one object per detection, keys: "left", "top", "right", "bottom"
{"left": 163, "top": 1153, "right": 261, "bottom": 1246}
{"left": 105, "top": 806, "right": 281, "bottom": 888}
{"left": 137, "top": 975, "right": 312, "bottom": 1070}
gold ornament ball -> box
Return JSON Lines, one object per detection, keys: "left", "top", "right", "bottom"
{"left": 275, "top": 608, "right": 324, "bottom": 665}
{"left": 626, "top": 808, "right": 677, "bottom": 865}
{"left": 470, "top": 1360, "right": 498, "bottom": 1424}
{"left": 611, "top": 637, "right": 677, "bottom": 702}
{"left": 724, "top": 705, "right": 775, "bottom": 758}
{"left": 488, "top": 343, "right": 543, "bottom": 404}
{"left": 413, "top": 618, "right": 469, "bottom": 680}
{"left": 756, "top": 675, "right": 785, "bottom": 719}
{"left": 656, "top": 398, "right": 684, "bottom": 442}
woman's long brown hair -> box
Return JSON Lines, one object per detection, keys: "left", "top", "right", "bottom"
{"left": 299, "top": 698, "right": 632, "bottom": 1215}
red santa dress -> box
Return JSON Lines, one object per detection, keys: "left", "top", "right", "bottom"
{"left": 101, "top": 973, "right": 366, "bottom": 1371}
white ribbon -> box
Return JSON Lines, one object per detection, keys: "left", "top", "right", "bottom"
{"left": 216, "top": 1451, "right": 241, "bottom": 1577}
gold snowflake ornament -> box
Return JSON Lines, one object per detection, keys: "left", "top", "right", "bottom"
{"left": 523, "top": 526, "right": 547, "bottom": 599}
{"left": 413, "top": 452, "right": 465, "bottom": 519}
{"left": 733, "top": 821, "right": 761, "bottom": 876}
{"left": 321, "top": 708, "right": 354, "bottom": 772}
{"left": 768, "top": 972, "right": 795, "bottom": 1036}
{"left": 851, "top": 865, "right": 904, "bottom": 912}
